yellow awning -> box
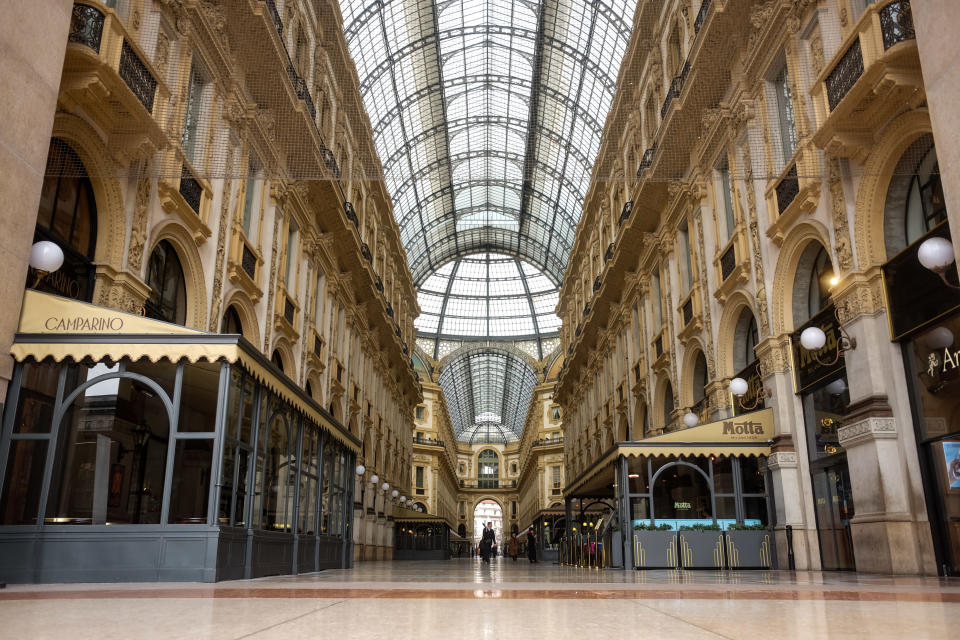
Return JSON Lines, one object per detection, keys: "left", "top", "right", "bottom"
{"left": 564, "top": 409, "right": 774, "bottom": 496}
{"left": 10, "top": 290, "right": 359, "bottom": 453}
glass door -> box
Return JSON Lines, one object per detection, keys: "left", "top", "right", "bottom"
{"left": 811, "top": 462, "right": 856, "bottom": 570}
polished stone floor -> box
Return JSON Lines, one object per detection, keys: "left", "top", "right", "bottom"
{"left": 2, "top": 558, "right": 958, "bottom": 639}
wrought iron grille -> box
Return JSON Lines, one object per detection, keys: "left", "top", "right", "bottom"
{"left": 637, "top": 144, "right": 657, "bottom": 177}
{"left": 375, "top": 276, "right": 384, "bottom": 293}
{"left": 720, "top": 244, "right": 737, "bottom": 281}
{"left": 263, "top": 0, "right": 283, "bottom": 36}
{"left": 344, "top": 201, "right": 358, "bottom": 227}
{"left": 694, "top": 0, "right": 712, "bottom": 34}
{"left": 386, "top": 303, "right": 394, "bottom": 318}
{"left": 361, "top": 242, "right": 372, "bottom": 262}
{"left": 661, "top": 62, "right": 690, "bottom": 119}
{"left": 321, "top": 146, "right": 341, "bottom": 179}
{"left": 286, "top": 63, "right": 316, "bottom": 120}
{"left": 575, "top": 324, "right": 582, "bottom": 337}
{"left": 583, "top": 303, "right": 591, "bottom": 317}
{"left": 682, "top": 298, "right": 694, "bottom": 326}
{"left": 605, "top": 243, "right": 615, "bottom": 262}
{"left": 593, "top": 276, "right": 602, "bottom": 292}
{"left": 283, "top": 296, "right": 295, "bottom": 324}
{"left": 241, "top": 243, "right": 257, "bottom": 279}
{"left": 634, "top": 364, "right": 642, "bottom": 382}
{"left": 69, "top": 4, "right": 104, "bottom": 52}
{"left": 880, "top": 1, "right": 915, "bottom": 50}
{"left": 619, "top": 200, "right": 633, "bottom": 225}
{"left": 119, "top": 41, "right": 157, "bottom": 113}
{"left": 179, "top": 165, "right": 202, "bottom": 213}
{"left": 825, "top": 40, "right": 863, "bottom": 111}
{"left": 775, "top": 164, "right": 799, "bottom": 215}
{"left": 654, "top": 334, "right": 663, "bottom": 358}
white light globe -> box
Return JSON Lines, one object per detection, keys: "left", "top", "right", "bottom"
{"left": 682, "top": 412, "right": 699, "bottom": 428}
{"left": 927, "top": 326, "right": 955, "bottom": 350}
{"left": 400, "top": 496, "right": 406, "bottom": 503}
{"left": 729, "top": 377, "right": 749, "bottom": 397}
{"left": 29, "top": 241, "right": 64, "bottom": 273}
{"left": 355, "top": 464, "right": 366, "bottom": 476}
{"left": 392, "top": 489, "right": 399, "bottom": 498}
{"left": 382, "top": 482, "right": 389, "bottom": 491}
{"left": 918, "top": 237, "right": 956, "bottom": 271}
{"left": 825, "top": 378, "right": 847, "bottom": 396}
{"left": 370, "top": 474, "right": 379, "bottom": 485}
{"left": 800, "top": 326, "right": 827, "bottom": 351}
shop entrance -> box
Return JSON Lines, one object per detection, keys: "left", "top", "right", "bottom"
{"left": 810, "top": 462, "right": 856, "bottom": 570}
{"left": 473, "top": 499, "right": 502, "bottom": 553}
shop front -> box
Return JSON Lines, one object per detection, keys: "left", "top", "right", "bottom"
{"left": 393, "top": 514, "right": 452, "bottom": 560}
{"left": 564, "top": 409, "right": 773, "bottom": 570}
{"left": 884, "top": 221, "right": 960, "bottom": 575}
{"left": 0, "top": 291, "right": 357, "bottom": 583}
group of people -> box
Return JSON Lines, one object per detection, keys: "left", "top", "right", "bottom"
{"left": 478, "top": 522, "right": 538, "bottom": 564}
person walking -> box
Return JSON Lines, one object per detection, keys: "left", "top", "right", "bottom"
{"left": 508, "top": 533, "right": 520, "bottom": 561}
{"left": 526, "top": 528, "right": 537, "bottom": 563}
{"left": 479, "top": 522, "right": 496, "bottom": 563}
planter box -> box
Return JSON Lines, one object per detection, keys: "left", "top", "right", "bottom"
{"left": 610, "top": 531, "right": 623, "bottom": 568}
{"left": 724, "top": 531, "right": 773, "bottom": 568}
{"left": 631, "top": 531, "right": 678, "bottom": 568}
{"left": 677, "top": 531, "right": 726, "bottom": 568}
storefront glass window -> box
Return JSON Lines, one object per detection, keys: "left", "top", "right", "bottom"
{"left": 713, "top": 456, "right": 734, "bottom": 494}
{"left": 299, "top": 426, "right": 320, "bottom": 535}
{"left": 0, "top": 441, "right": 47, "bottom": 524}
{"left": 652, "top": 463, "right": 712, "bottom": 526}
{"left": 12, "top": 362, "right": 60, "bottom": 434}
{"left": 178, "top": 362, "right": 220, "bottom": 432}
{"left": 169, "top": 439, "right": 212, "bottom": 523}
{"left": 46, "top": 363, "right": 172, "bottom": 524}
{"left": 262, "top": 404, "right": 296, "bottom": 532}
{"left": 803, "top": 374, "right": 851, "bottom": 459}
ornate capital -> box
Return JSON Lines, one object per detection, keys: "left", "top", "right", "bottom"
{"left": 766, "top": 451, "right": 798, "bottom": 471}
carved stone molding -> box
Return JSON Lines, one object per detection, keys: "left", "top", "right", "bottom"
{"left": 833, "top": 268, "right": 885, "bottom": 324}
{"left": 766, "top": 451, "right": 798, "bottom": 471}
{"left": 838, "top": 417, "right": 897, "bottom": 448}
{"left": 755, "top": 334, "right": 791, "bottom": 375}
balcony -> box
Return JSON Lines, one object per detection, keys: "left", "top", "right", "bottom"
{"left": 764, "top": 142, "right": 822, "bottom": 245}
{"left": 306, "top": 329, "right": 326, "bottom": 374}
{"left": 226, "top": 226, "right": 264, "bottom": 302}
{"left": 273, "top": 284, "right": 299, "bottom": 342}
{"left": 157, "top": 159, "right": 213, "bottom": 243}
{"left": 712, "top": 234, "right": 749, "bottom": 303}
{"left": 458, "top": 480, "right": 516, "bottom": 490}
{"left": 532, "top": 436, "right": 564, "bottom": 447}
{"left": 413, "top": 436, "right": 446, "bottom": 448}
{"left": 811, "top": 0, "right": 922, "bottom": 162}
{"left": 60, "top": 2, "right": 170, "bottom": 164}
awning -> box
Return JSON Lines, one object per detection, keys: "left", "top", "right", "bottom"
{"left": 565, "top": 409, "right": 774, "bottom": 497}
{"left": 10, "top": 290, "right": 360, "bottom": 453}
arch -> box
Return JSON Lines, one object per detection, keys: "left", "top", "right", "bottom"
{"left": 716, "top": 291, "right": 759, "bottom": 377}
{"left": 304, "top": 370, "right": 324, "bottom": 405}
{"left": 144, "top": 239, "right": 187, "bottom": 325}
{"left": 679, "top": 337, "right": 707, "bottom": 408}
{"left": 632, "top": 397, "right": 648, "bottom": 440}
{"left": 854, "top": 109, "right": 934, "bottom": 269}
{"left": 270, "top": 336, "right": 296, "bottom": 379}
{"left": 770, "top": 220, "right": 833, "bottom": 335}
{"left": 221, "top": 288, "right": 261, "bottom": 346}
{"left": 616, "top": 413, "right": 629, "bottom": 442}
{"left": 882, "top": 134, "right": 942, "bottom": 258}
{"left": 654, "top": 375, "right": 675, "bottom": 429}
{"left": 146, "top": 221, "right": 207, "bottom": 329}
{"left": 329, "top": 397, "right": 342, "bottom": 423}
{"left": 49, "top": 113, "right": 125, "bottom": 268}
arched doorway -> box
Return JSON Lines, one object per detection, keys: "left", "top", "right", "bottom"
{"left": 144, "top": 240, "right": 187, "bottom": 325}
{"left": 474, "top": 499, "right": 502, "bottom": 551}
{"left": 33, "top": 138, "right": 98, "bottom": 301}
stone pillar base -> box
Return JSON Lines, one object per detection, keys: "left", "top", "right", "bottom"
{"left": 384, "top": 547, "right": 394, "bottom": 561}
{"left": 363, "top": 545, "right": 377, "bottom": 561}
{"left": 849, "top": 515, "right": 937, "bottom": 575}
{"left": 353, "top": 544, "right": 363, "bottom": 563}
{"left": 773, "top": 525, "right": 818, "bottom": 571}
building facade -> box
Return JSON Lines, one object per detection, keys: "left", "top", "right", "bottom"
{"left": 557, "top": 0, "right": 960, "bottom": 575}
{"left": 0, "top": 0, "right": 420, "bottom": 581}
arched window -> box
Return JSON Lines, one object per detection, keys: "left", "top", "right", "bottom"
{"left": 793, "top": 242, "right": 834, "bottom": 326}
{"left": 271, "top": 350, "right": 284, "bottom": 374}
{"left": 732, "top": 308, "right": 760, "bottom": 373}
{"left": 221, "top": 305, "right": 243, "bottom": 335}
{"left": 904, "top": 141, "right": 945, "bottom": 245}
{"left": 145, "top": 240, "right": 186, "bottom": 325}
{"left": 478, "top": 449, "right": 499, "bottom": 489}
{"left": 692, "top": 352, "right": 708, "bottom": 412}
{"left": 35, "top": 138, "right": 98, "bottom": 301}
{"left": 662, "top": 381, "right": 674, "bottom": 426}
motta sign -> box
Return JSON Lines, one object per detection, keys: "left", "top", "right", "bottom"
{"left": 722, "top": 419, "right": 765, "bottom": 436}
{"left": 673, "top": 501, "right": 691, "bottom": 510}
{"left": 641, "top": 407, "right": 774, "bottom": 445}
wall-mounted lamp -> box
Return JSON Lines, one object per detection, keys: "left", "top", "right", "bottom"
{"left": 392, "top": 489, "right": 399, "bottom": 499}
{"left": 399, "top": 496, "right": 407, "bottom": 504}
{"left": 728, "top": 372, "right": 772, "bottom": 411}
{"left": 29, "top": 240, "right": 64, "bottom": 288}
{"left": 799, "top": 307, "right": 857, "bottom": 366}
{"left": 682, "top": 411, "right": 699, "bottom": 428}
{"left": 919, "top": 236, "right": 960, "bottom": 290}
{"left": 370, "top": 474, "right": 379, "bottom": 485}
{"left": 382, "top": 482, "right": 390, "bottom": 492}
{"left": 355, "top": 464, "right": 366, "bottom": 476}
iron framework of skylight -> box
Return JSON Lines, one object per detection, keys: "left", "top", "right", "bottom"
{"left": 436, "top": 347, "right": 538, "bottom": 443}
{"left": 338, "top": 0, "right": 637, "bottom": 287}
{"left": 414, "top": 252, "right": 562, "bottom": 358}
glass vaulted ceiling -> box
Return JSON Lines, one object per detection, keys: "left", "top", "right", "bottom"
{"left": 339, "top": 0, "right": 636, "bottom": 285}
{"left": 339, "top": 0, "right": 637, "bottom": 442}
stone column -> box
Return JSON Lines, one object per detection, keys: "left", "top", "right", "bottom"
{"left": 0, "top": 1, "right": 73, "bottom": 407}
{"left": 836, "top": 302, "right": 937, "bottom": 574}
{"left": 352, "top": 476, "right": 364, "bottom": 563}
{"left": 912, "top": 0, "right": 960, "bottom": 260}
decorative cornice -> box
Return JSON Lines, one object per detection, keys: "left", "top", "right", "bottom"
{"left": 838, "top": 416, "right": 897, "bottom": 448}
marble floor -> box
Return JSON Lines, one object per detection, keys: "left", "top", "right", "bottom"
{"left": 1, "top": 559, "right": 958, "bottom": 639}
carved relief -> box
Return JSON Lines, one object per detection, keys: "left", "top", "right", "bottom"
{"left": 127, "top": 170, "right": 152, "bottom": 273}
{"left": 263, "top": 209, "right": 282, "bottom": 352}
{"left": 826, "top": 156, "right": 854, "bottom": 273}
{"left": 693, "top": 211, "right": 717, "bottom": 379}
{"left": 738, "top": 146, "right": 772, "bottom": 337}
{"left": 208, "top": 145, "right": 236, "bottom": 331}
